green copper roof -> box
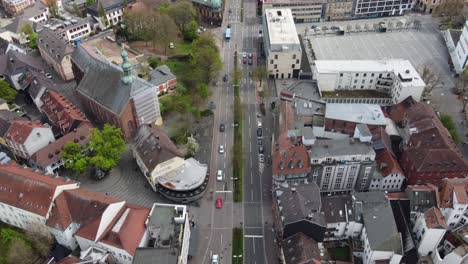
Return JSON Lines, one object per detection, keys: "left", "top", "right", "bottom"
{"left": 192, "top": 0, "right": 223, "bottom": 9}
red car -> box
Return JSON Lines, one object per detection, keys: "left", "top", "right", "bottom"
{"left": 242, "top": 57, "right": 247, "bottom": 64}
{"left": 215, "top": 198, "right": 223, "bottom": 209}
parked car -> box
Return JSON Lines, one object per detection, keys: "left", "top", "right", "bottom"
{"left": 219, "top": 123, "right": 225, "bottom": 132}
{"left": 215, "top": 198, "right": 223, "bottom": 209}
{"left": 212, "top": 254, "right": 219, "bottom": 264}
{"left": 257, "top": 127, "right": 263, "bottom": 137}
{"left": 248, "top": 53, "right": 253, "bottom": 59}
{"left": 169, "top": 42, "right": 174, "bottom": 49}
{"left": 259, "top": 154, "right": 264, "bottom": 163}
{"left": 243, "top": 57, "right": 247, "bottom": 64}
{"left": 257, "top": 138, "right": 263, "bottom": 145}
{"left": 248, "top": 58, "right": 253, "bottom": 65}
{"left": 258, "top": 145, "right": 264, "bottom": 154}
{"left": 217, "top": 170, "right": 223, "bottom": 181}
{"left": 242, "top": 52, "right": 247, "bottom": 58}
{"left": 330, "top": 26, "right": 339, "bottom": 30}
{"left": 218, "top": 145, "right": 225, "bottom": 154}
{"left": 45, "top": 73, "right": 52, "bottom": 79}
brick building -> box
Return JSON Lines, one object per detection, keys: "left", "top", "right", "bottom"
{"left": 71, "top": 44, "right": 161, "bottom": 141}
{"left": 385, "top": 97, "right": 468, "bottom": 186}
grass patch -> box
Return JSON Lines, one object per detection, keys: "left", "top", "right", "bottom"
{"left": 329, "top": 246, "right": 350, "bottom": 261}
{"left": 233, "top": 50, "right": 243, "bottom": 203}
{"left": 175, "top": 41, "right": 193, "bottom": 54}
{"left": 440, "top": 114, "right": 461, "bottom": 144}
{"left": 161, "top": 60, "right": 190, "bottom": 77}
{"left": 232, "top": 227, "right": 244, "bottom": 264}
{"left": 0, "top": 226, "right": 30, "bottom": 264}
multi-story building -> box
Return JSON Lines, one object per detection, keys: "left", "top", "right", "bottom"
{"left": 431, "top": 225, "right": 468, "bottom": 264}
{"left": 352, "top": 0, "right": 413, "bottom": 19}
{"left": 0, "top": 50, "right": 46, "bottom": 90}
{"left": 321, "top": 194, "right": 363, "bottom": 241}
{"left": 313, "top": 59, "right": 426, "bottom": 104}
{"left": 309, "top": 137, "right": 376, "bottom": 193}
{"left": 87, "top": 0, "right": 134, "bottom": 29}
{"left": 29, "top": 124, "right": 91, "bottom": 174}
{"left": 446, "top": 20, "right": 468, "bottom": 74}
{"left": 148, "top": 65, "right": 177, "bottom": 96}
{"left": 0, "top": 163, "right": 79, "bottom": 234}
{"left": 21, "top": 1, "right": 49, "bottom": 23}
{"left": 262, "top": 0, "right": 323, "bottom": 23}
{"left": 368, "top": 149, "right": 406, "bottom": 192}
{"left": 406, "top": 184, "right": 439, "bottom": 213}
{"left": 415, "top": 0, "right": 444, "bottom": 14}
{"left": 1, "top": 0, "right": 34, "bottom": 15}
{"left": 438, "top": 178, "right": 468, "bottom": 230}
{"left": 56, "top": 18, "right": 92, "bottom": 42}
{"left": 5, "top": 120, "right": 55, "bottom": 160}
{"left": 411, "top": 206, "right": 447, "bottom": 256}
{"left": 191, "top": 0, "right": 224, "bottom": 27}
{"left": 0, "top": 110, "right": 27, "bottom": 146}
{"left": 133, "top": 124, "right": 209, "bottom": 202}
{"left": 385, "top": 97, "right": 468, "bottom": 186}
{"left": 40, "top": 89, "right": 90, "bottom": 135}
{"left": 72, "top": 44, "right": 162, "bottom": 141}
{"left": 353, "top": 192, "right": 403, "bottom": 264}
{"left": 263, "top": 9, "right": 302, "bottom": 79}
{"left": 325, "top": 0, "right": 353, "bottom": 21}
{"left": 0, "top": 36, "right": 25, "bottom": 54}
{"left": 37, "top": 28, "right": 75, "bottom": 81}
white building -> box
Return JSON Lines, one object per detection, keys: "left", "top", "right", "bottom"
{"left": 353, "top": 192, "right": 403, "bottom": 264}
{"left": 321, "top": 194, "right": 363, "bottom": 241}
{"left": 263, "top": 9, "right": 302, "bottom": 79}
{"left": 5, "top": 120, "right": 55, "bottom": 160}
{"left": 262, "top": 0, "right": 323, "bottom": 23}
{"left": 0, "top": 164, "right": 79, "bottom": 234}
{"left": 453, "top": 21, "right": 468, "bottom": 73}
{"left": 352, "top": 0, "right": 413, "bottom": 19}
{"left": 57, "top": 19, "right": 92, "bottom": 42}
{"left": 313, "top": 60, "right": 426, "bottom": 104}
{"left": 412, "top": 207, "right": 447, "bottom": 256}
{"left": 368, "top": 150, "right": 406, "bottom": 192}
{"left": 438, "top": 178, "right": 468, "bottom": 230}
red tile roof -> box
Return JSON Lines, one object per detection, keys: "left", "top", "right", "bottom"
{"left": 46, "top": 188, "right": 123, "bottom": 232}
{"left": 279, "top": 101, "right": 295, "bottom": 135}
{"left": 439, "top": 178, "right": 468, "bottom": 208}
{"left": 5, "top": 120, "right": 49, "bottom": 144}
{"left": 424, "top": 207, "right": 447, "bottom": 229}
{"left": 0, "top": 163, "right": 77, "bottom": 217}
{"left": 30, "top": 124, "right": 92, "bottom": 168}
{"left": 376, "top": 149, "right": 403, "bottom": 177}
{"left": 386, "top": 192, "right": 408, "bottom": 200}
{"left": 57, "top": 256, "right": 81, "bottom": 264}
{"left": 99, "top": 204, "right": 151, "bottom": 256}
{"left": 41, "top": 90, "right": 90, "bottom": 135}
{"left": 386, "top": 100, "right": 468, "bottom": 175}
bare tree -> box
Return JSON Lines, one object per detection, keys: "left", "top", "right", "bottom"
{"left": 8, "top": 239, "right": 37, "bottom": 264}
{"left": 25, "top": 224, "right": 54, "bottom": 258}
{"left": 420, "top": 65, "right": 443, "bottom": 99}
{"left": 252, "top": 65, "right": 268, "bottom": 87}
{"left": 149, "top": 11, "right": 178, "bottom": 53}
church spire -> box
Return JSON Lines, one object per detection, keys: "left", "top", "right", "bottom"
{"left": 121, "top": 45, "right": 133, "bottom": 84}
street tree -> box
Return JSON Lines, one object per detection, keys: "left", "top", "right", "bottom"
{"left": 88, "top": 124, "right": 126, "bottom": 172}
{"left": 149, "top": 11, "right": 178, "bottom": 53}
{"left": 73, "top": 2, "right": 81, "bottom": 17}
{"left": 0, "top": 80, "right": 17, "bottom": 103}
{"left": 186, "top": 134, "right": 199, "bottom": 156}
{"left": 62, "top": 141, "right": 89, "bottom": 174}
{"left": 8, "top": 239, "right": 36, "bottom": 264}
{"left": 184, "top": 20, "right": 199, "bottom": 41}
{"left": 434, "top": 0, "right": 466, "bottom": 28}
{"left": 44, "top": 0, "right": 59, "bottom": 17}
{"left": 20, "top": 24, "right": 33, "bottom": 35}
{"left": 168, "top": 1, "right": 197, "bottom": 33}
{"left": 420, "top": 65, "right": 442, "bottom": 99}
{"left": 191, "top": 34, "right": 222, "bottom": 83}
{"left": 25, "top": 224, "right": 53, "bottom": 258}
{"left": 252, "top": 65, "right": 268, "bottom": 87}
{"left": 99, "top": 1, "right": 109, "bottom": 27}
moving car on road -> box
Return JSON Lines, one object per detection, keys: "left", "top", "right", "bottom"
{"left": 223, "top": 74, "right": 228, "bottom": 82}
{"left": 215, "top": 198, "right": 223, "bottom": 209}
{"left": 259, "top": 154, "right": 264, "bottom": 163}
{"left": 257, "top": 127, "right": 263, "bottom": 137}
{"left": 257, "top": 138, "right": 263, "bottom": 145}
{"left": 218, "top": 145, "right": 225, "bottom": 154}
{"left": 258, "top": 145, "right": 264, "bottom": 154}
{"left": 212, "top": 254, "right": 219, "bottom": 264}
{"left": 219, "top": 123, "right": 225, "bottom": 132}
{"left": 217, "top": 170, "right": 223, "bottom": 181}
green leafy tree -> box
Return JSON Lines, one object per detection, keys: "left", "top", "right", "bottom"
{"left": 159, "top": 3, "right": 169, "bottom": 13}
{"left": 99, "top": 1, "right": 109, "bottom": 27}
{"left": 20, "top": 24, "right": 33, "bottom": 35}
{"left": 73, "top": 2, "right": 81, "bottom": 17}
{"left": 252, "top": 65, "right": 268, "bottom": 87}
{"left": 62, "top": 141, "right": 89, "bottom": 174}
{"left": 191, "top": 34, "right": 222, "bottom": 83}
{"left": 0, "top": 80, "right": 17, "bottom": 103}
{"left": 88, "top": 124, "right": 126, "bottom": 172}
{"left": 168, "top": 1, "right": 197, "bottom": 32}
{"left": 149, "top": 11, "right": 177, "bottom": 54}
{"left": 183, "top": 20, "right": 198, "bottom": 41}
{"left": 45, "top": 0, "right": 59, "bottom": 17}
{"left": 123, "top": 0, "right": 128, "bottom": 8}
{"left": 440, "top": 114, "right": 460, "bottom": 143}
{"left": 28, "top": 33, "right": 38, "bottom": 49}
{"left": 186, "top": 134, "right": 199, "bottom": 156}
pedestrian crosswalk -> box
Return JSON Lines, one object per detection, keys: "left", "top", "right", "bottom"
{"left": 259, "top": 163, "right": 264, "bottom": 174}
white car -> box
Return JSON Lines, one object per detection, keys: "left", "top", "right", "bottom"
{"left": 259, "top": 154, "right": 264, "bottom": 163}
{"left": 169, "top": 42, "right": 174, "bottom": 49}
{"left": 45, "top": 73, "right": 52, "bottom": 79}
{"left": 217, "top": 170, "right": 223, "bottom": 181}
{"left": 211, "top": 254, "right": 219, "bottom": 264}
{"left": 218, "top": 145, "right": 225, "bottom": 154}
{"left": 242, "top": 52, "right": 247, "bottom": 58}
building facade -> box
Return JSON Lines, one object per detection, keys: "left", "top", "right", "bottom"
{"left": 352, "top": 0, "right": 413, "bottom": 19}
{"left": 263, "top": 9, "right": 302, "bottom": 79}
{"left": 262, "top": 0, "right": 323, "bottom": 23}
{"left": 368, "top": 150, "right": 406, "bottom": 192}
{"left": 57, "top": 19, "right": 92, "bottom": 42}
{"left": 411, "top": 207, "right": 447, "bottom": 256}
{"left": 438, "top": 179, "right": 468, "bottom": 230}
{"left": 1, "top": 0, "right": 34, "bottom": 15}
{"left": 309, "top": 138, "right": 376, "bottom": 193}
{"left": 5, "top": 120, "right": 55, "bottom": 160}
{"left": 191, "top": 0, "right": 224, "bottom": 26}
{"left": 148, "top": 65, "right": 177, "bottom": 96}
{"left": 454, "top": 21, "right": 468, "bottom": 73}
{"left": 313, "top": 60, "right": 426, "bottom": 104}
{"left": 37, "top": 29, "right": 75, "bottom": 81}
{"left": 321, "top": 194, "right": 363, "bottom": 241}
{"left": 87, "top": 0, "right": 134, "bottom": 29}
{"left": 325, "top": 0, "right": 353, "bottom": 21}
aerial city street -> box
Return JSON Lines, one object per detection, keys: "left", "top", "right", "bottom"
{"left": 0, "top": 0, "right": 467, "bottom": 263}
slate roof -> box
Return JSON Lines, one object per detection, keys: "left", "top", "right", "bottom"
{"left": 40, "top": 90, "right": 90, "bottom": 134}
{"left": 5, "top": 120, "right": 49, "bottom": 144}
{"left": 30, "top": 124, "right": 91, "bottom": 168}
{"left": 449, "top": 29, "right": 463, "bottom": 47}
{"left": 3, "top": 17, "right": 35, "bottom": 34}
{"left": 0, "top": 163, "right": 77, "bottom": 217}
{"left": 283, "top": 232, "right": 321, "bottom": 264}
{"left": 72, "top": 44, "right": 154, "bottom": 115}
{"left": 148, "top": 65, "right": 176, "bottom": 86}
{"left": 0, "top": 110, "right": 27, "bottom": 137}
{"left": 37, "top": 28, "right": 74, "bottom": 64}
{"left": 353, "top": 191, "right": 403, "bottom": 254}
{"left": 22, "top": 68, "right": 55, "bottom": 102}
{"left": 0, "top": 37, "right": 23, "bottom": 55}
{"left": 133, "top": 124, "right": 183, "bottom": 174}
{"left": 20, "top": 1, "right": 47, "bottom": 20}
{"left": 275, "top": 183, "right": 325, "bottom": 226}
{"left": 0, "top": 50, "right": 46, "bottom": 77}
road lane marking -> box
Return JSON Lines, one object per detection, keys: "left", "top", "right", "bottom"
{"left": 221, "top": 234, "right": 223, "bottom": 245}
{"left": 250, "top": 171, "right": 253, "bottom": 184}
{"left": 244, "top": 235, "right": 263, "bottom": 238}
{"left": 215, "top": 190, "right": 232, "bottom": 193}
{"left": 249, "top": 142, "right": 251, "bottom": 153}
{"left": 251, "top": 189, "right": 253, "bottom": 200}
{"left": 253, "top": 239, "right": 256, "bottom": 254}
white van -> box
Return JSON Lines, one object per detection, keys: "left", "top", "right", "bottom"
{"left": 257, "top": 120, "right": 262, "bottom": 128}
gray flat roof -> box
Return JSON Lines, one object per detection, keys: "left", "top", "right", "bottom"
{"left": 321, "top": 194, "right": 353, "bottom": 223}
{"left": 309, "top": 138, "right": 375, "bottom": 159}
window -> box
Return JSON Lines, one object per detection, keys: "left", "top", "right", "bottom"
{"left": 325, "top": 173, "right": 331, "bottom": 178}
{"left": 292, "top": 64, "right": 295, "bottom": 69}
{"left": 338, "top": 166, "right": 344, "bottom": 172}
{"left": 354, "top": 79, "right": 358, "bottom": 83}
{"left": 293, "top": 54, "right": 296, "bottom": 59}
{"left": 336, "top": 178, "right": 342, "bottom": 183}
{"left": 326, "top": 167, "right": 332, "bottom": 172}
{"left": 355, "top": 73, "right": 359, "bottom": 77}
{"left": 334, "top": 183, "right": 341, "bottom": 189}
{"left": 326, "top": 158, "right": 332, "bottom": 163}
{"left": 296, "top": 59, "right": 299, "bottom": 64}
{"left": 370, "top": 79, "right": 373, "bottom": 83}
{"left": 361, "top": 85, "right": 364, "bottom": 89}
{"left": 312, "top": 159, "right": 318, "bottom": 164}
{"left": 450, "top": 223, "right": 455, "bottom": 226}
{"left": 371, "top": 73, "right": 374, "bottom": 77}
{"left": 340, "top": 73, "right": 343, "bottom": 77}
{"left": 322, "top": 184, "right": 329, "bottom": 189}
{"left": 313, "top": 169, "right": 319, "bottom": 176}
{"left": 363, "top": 73, "right": 367, "bottom": 77}
{"left": 270, "top": 60, "right": 274, "bottom": 64}
{"left": 337, "top": 172, "right": 343, "bottom": 178}
{"left": 274, "top": 64, "right": 277, "bottom": 69}
{"left": 454, "top": 214, "right": 460, "bottom": 219}
{"left": 274, "top": 54, "right": 278, "bottom": 59}
{"left": 346, "top": 183, "right": 353, "bottom": 188}
{"left": 362, "top": 79, "right": 365, "bottom": 83}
